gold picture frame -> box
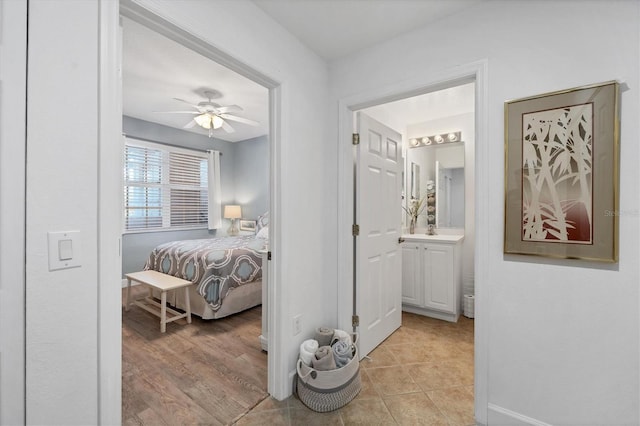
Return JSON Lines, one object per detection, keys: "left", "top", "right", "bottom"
{"left": 504, "top": 81, "right": 620, "bottom": 262}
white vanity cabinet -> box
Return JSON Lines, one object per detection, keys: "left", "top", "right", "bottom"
{"left": 401, "top": 234, "right": 463, "bottom": 322}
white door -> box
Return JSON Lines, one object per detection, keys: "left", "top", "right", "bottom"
{"left": 355, "top": 112, "right": 402, "bottom": 358}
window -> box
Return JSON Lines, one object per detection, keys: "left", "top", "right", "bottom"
{"left": 124, "top": 139, "right": 209, "bottom": 232}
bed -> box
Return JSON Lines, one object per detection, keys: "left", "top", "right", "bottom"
{"left": 143, "top": 233, "right": 267, "bottom": 319}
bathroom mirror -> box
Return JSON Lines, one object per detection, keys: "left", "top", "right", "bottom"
{"left": 405, "top": 143, "right": 464, "bottom": 228}
{"left": 410, "top": 162, "right": 420, "bottom": 200}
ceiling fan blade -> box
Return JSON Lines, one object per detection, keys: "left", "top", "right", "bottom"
{"left": 183, "top": 120, "right": 197, "bottom": 129}
{"left": 221, "top": 120, "right": 236, "bottom": 133}
{"left": 153, "top": 110, "right": 199, "bottom": 114}
{"left": 172, "top": 97, "right": 200, "bottom": 108}
{"left": 216, "top": 105, "right": 243, "bottom": 114}
{"left": 219, "top": 114, "right": 259, "bottom": 126}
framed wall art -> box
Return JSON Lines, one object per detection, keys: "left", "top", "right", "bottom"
{"left": 240, "top": 219, "right": 257, "bottom": 232}
{"left": 504, "top": 81, "right": 620, "bottom": 262}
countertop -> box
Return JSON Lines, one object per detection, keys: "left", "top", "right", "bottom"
{"left": 401, "top": 233, "right": 464, "bottom": 243}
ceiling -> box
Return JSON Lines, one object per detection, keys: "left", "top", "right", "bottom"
{"left": 122, "top": 17, "right": 269, "bottom": 143}
{"left": 363, "top": 82, "right": 475, "bottom": 132}
{"left": 252, "top": 0, "right": 484, "bottom": 61}
{"left": 122, "top": 1, "right": 482, "bottom": 142}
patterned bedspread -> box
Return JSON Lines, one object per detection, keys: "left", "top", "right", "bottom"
{"left": 143, "top": 235, "right": 265, "bottom": 312}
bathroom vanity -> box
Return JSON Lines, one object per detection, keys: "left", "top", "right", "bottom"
{"left": 401, "top": 233, "right": 464, "bottom": 322}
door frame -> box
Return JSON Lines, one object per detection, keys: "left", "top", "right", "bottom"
{"left": 0, "top": 0, "right": 27, "bottom": 423}
{"left": 98, "top": 1, "right": 287, "bottom": 421}
{"left": 336, "top": 60, "right": 489, "bottom": 424}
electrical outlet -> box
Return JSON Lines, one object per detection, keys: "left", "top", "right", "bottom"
{"left": 293, "top": 314, "right": 302, "bottom": 336}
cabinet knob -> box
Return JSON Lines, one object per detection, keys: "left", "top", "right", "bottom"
{"left": 398, "top": 237, "right": 405, "bottom": 244}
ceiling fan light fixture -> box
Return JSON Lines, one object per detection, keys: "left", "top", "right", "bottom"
{"left": 211, "top": 115, "right": 224, "bottom": 129}
{"left": 194, "top": 113, "right": 224, "bottom": 132}
{"left": 194, "top": 113, "right": 212, "bottom": 129}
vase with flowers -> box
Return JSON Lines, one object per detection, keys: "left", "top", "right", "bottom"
{"left": 402, "top": 196, "right": 426, "bottom": 234}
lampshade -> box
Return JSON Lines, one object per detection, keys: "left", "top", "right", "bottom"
{"left": 224, "top": 205, "right": 242, "bottom": 219}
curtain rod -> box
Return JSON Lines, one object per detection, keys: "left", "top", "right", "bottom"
{"left": 122, "top": 133, "right": 222, "bottom": 155}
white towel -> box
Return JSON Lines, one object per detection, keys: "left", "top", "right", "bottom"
{"left": 330, "top": 329, "right": 352, "bottom": 346}
{"left": 299, "top": 339, "right": 319, "bottom": 366}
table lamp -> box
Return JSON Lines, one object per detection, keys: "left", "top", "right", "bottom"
{"left": 224, "top": 205, "right": 242, "bottom": 236}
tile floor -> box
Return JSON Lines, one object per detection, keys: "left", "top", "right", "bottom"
{"left": 234, "top": 311, "right": 475, "bottom": 425}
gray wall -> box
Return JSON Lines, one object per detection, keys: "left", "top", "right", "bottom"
{"left": 234, "top": 135, "right": 269, "bottom": 220}
{"left": 121, "top": 116, "right": 268, "bottom": 275}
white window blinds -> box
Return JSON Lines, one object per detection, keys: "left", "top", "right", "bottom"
{"left": 124, "top": 139, "right": 210, "bottom": 232}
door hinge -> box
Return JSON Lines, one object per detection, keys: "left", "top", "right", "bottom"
{"left": 352, "top": 133, "right": 360, "bottom": 145}
{"left": 352, "top": 315, "right": 360, "bottom": 328}
{"left": 352, "top": 224, "right": 360, "bottom": 236}
{"left": 267, "top": 251, "right": 272, "bottom": 261}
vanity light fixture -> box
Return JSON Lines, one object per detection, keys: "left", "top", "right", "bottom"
{"left": 408, "top": 131, "right": 462, "bottom": 148}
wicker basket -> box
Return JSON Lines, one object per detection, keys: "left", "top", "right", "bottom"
{"left": 295, "top": 335, "right": 361, "bottom": 412}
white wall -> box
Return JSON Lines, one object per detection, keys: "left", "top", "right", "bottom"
{"left": 24, "top": 0, "right": 332, "bottom": 421}
{"left": 330, "top": 1, "right": 639, "bottom": 424}
{"left": 26, "top": 1, "right": 100, "bottom": 423}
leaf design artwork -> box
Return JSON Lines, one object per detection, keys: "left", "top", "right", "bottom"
{"left": 521, "top": 103, "right": 593, "bottom": 243}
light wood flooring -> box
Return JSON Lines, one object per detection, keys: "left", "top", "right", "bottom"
{"left": 122, "top": 286, "right": 268, "bottom": 426}
{"left": 123, "top": 284, "right": 474, "bottom": 425}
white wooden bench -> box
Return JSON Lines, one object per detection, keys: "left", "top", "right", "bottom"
{"left": 125, "top": 270, "right": 192, "bottom": 333}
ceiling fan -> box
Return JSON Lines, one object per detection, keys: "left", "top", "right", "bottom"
{"left": 156, "top": 90, "right": 259, "bottom": 137}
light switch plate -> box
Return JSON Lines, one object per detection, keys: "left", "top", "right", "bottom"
{"left": 48, "top": 231, "right": 81, "bottom": 271}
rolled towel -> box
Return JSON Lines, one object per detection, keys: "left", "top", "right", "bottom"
{"left": 330, "top": 329, "right": 352, "bottom": 346}
{"left": 314, "top": 327, "right": 335, "bottom": 347}
{"left": 299, "top": 339, "right": 319, "bottom": 366}
{"left": 312, "top": 346, "right": 337, "bottom": 371}
{"left": 332, "top": 341, "right": 353, "bottom": 368}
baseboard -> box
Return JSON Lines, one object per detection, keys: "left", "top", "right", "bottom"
{"left": 259, "top": 334, "right": 268, "bottom": 352}
{"left": 488, "top": 403, "right": 552, "bottom": 426}
{"left": 402, "top": 304, "right": 459, "bottom": 322}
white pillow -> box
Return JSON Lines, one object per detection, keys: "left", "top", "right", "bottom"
{"left": 256, "top": 226, "right": 269, "bottom": 240}
{"left": 257, "top": 212, "right": 269, "bottom": 231}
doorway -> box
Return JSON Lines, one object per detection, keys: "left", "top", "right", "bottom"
{"left": 352, "top": 81, "right": 476, "bottom": 422}
{"left": 336, "top": 62, "right": 488, "bottom": 423}
{"left": 105, "top": 2, "right": 284, "bottom": 423}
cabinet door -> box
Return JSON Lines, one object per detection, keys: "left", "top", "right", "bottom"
{"left": 422, "top": 244, "right": 454, "bottom": 313}
{"left": 401, "top": 243, "right": 421, "bottom": 306}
